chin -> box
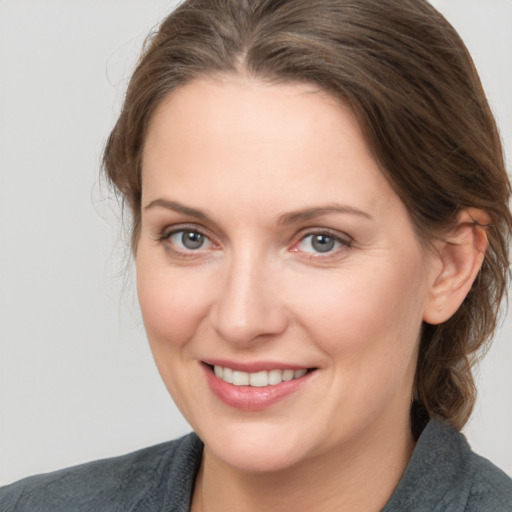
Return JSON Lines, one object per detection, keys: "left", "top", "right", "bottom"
{"left": 210, "top": 443, "right": 307, "bottom": 474}
{"left": 198, "top": 421, "right": 316, "bottom": 474}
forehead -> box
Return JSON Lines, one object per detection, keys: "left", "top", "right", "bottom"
{"left": 141, "top": 76, "right": 399, "bottom": 221}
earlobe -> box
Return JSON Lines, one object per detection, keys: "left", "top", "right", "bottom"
{"left": 423, "top": 208, "right": 490, "bottom": 325}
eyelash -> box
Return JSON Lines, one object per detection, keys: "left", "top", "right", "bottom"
{"left": 291, "top": 230, "right": 352, "bottom": 258}
{"left": 157, "top": 226, "right": 352, "bottom": 259}
{"left": 157, "top": 225, "right": 215, "bottom": 256}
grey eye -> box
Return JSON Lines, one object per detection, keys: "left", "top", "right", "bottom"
{"left": 310, "top": 234, "right": 336, "bottom": 253}
{"left": 296, "top": 232, "right": 349, "bottom": 255}
{"left": 165, "top": 228, "right": 216, "bottom": 254}
{"left": 180, "top": 231, "right": 205, "bottom": 250}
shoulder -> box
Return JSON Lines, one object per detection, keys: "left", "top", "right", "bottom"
{"left": 464, "top": 449, "right": 512, "bottom": 511}
{"left": 0, "top": 433, "right": 203, "bottom": 512}
{"left": 383, "top": 420, "right": 512, "bottom": 512}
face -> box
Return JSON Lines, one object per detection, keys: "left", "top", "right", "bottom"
{"left": 137, "top": 76, "right": 438, "bottom": 473}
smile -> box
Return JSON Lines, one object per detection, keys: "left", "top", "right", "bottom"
{"left": 203, "top": 363, "right": 315, "bottom": 411}
{"left": 213, "top": 365, "right": 308, "bottom": 387}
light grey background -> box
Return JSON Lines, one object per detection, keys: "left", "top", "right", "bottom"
{"left": 1, "top": 0, "right": 511, "bottom": 485}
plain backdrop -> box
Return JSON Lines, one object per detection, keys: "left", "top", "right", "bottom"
{"left": 1, "top": 0, "right": 511, "bottom": 485}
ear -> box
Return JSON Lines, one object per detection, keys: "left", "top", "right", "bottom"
{"left": 423, "top": 208, "right": 490, "bottom": 325}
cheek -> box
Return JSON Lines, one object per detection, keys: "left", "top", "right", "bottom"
{"left": 136, "top": 252, "right": 213, "bottom": 348}
{"left": 290, "top": 258, "right": 427, "bottom": 363}
{"left": 135, "top": 252, "right": 215, "bottom": 418}
{"left": 291, "top": 259, "right": 427, "bottom": 428}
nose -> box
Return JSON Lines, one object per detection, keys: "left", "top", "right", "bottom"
{"left": 209, "top": 250, "right": 288, "bottom": 345}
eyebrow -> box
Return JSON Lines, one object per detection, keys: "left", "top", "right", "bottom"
{"left": 144, "top": 198, "right": 212, "bottom": 221}
{"left": 144, "top": 198, "right": 373, "bottom": 225}
{"left": 277, "top": 205, "right": 373, "bottom": 225}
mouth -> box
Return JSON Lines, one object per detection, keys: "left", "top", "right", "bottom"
{"left": 208, "top": 364, "right": 312, "bottom": 387}
{"left": 201, "top": 360, "right": 317, "bottom": 410}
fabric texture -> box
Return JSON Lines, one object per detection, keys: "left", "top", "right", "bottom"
{"left": 1, "top": 420, "right": 511, "bottom": 511}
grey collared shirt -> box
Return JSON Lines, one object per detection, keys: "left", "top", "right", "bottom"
{"left": 1, "top": 420, "right": 511, "bottom": 511}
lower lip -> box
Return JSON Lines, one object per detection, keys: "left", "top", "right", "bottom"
{"left": 203, "top": 365, "right": 314, "bottom": 411}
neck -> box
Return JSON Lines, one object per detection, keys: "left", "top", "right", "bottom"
{"left": 191, "top": 414, "right": 415, "bottom": 512}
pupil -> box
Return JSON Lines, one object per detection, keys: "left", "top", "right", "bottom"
{"left": 312, "top": 234, "right": 334, "bottom": 253}
{"left": 182, "top": 231, "right": 204, "bottom": 249}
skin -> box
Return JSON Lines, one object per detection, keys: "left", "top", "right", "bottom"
{"left": 136, "top": 76, "right": 486, "bottom": 511}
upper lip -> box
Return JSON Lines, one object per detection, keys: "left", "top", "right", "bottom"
{"left": 202, "top": 359, "right": 313, "bottom": 373}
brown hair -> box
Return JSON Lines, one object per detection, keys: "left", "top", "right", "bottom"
{"left": 103, "top": 0, "right": 511, "bottom": 432}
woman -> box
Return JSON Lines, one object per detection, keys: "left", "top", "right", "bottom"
{"left": 1, "top": 0, "right": 511, "bottom": 510}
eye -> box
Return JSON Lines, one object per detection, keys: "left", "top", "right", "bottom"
{"left": 172, "top": 230, "right": 206, "bottom": 250}
{"left": 293, "top": 231, "right": 351, "bottom": 255}
{"left": 162, "top": 228, "right": 216, "bottom": 253}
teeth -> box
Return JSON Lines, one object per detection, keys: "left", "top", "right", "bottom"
{"left": 232, "top": 371, "right": 250, "bottom": 386}
{"left": 223, "top": 367, "right": 233, "bottom": 383}
{"left": 213, "top": 366, "right": 309, "bottom": 387}
{"left": 249, "top": 371, "right": 268, "bottom": 387}
{"left": 282, "top": 369, "right": 294, "bottom": 381}
{"left": 268, "top": 369, "right": 283, "bottom": 385}
{"left": 294, "top": 369, "right": 307, "bottom": 378}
